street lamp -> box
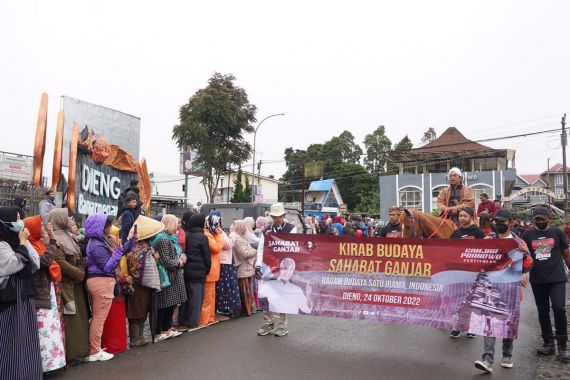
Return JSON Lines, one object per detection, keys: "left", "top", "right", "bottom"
{"left": 251, "top": 113, "right": 285, "bottom": 202}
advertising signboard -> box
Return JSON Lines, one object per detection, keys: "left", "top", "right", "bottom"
{"left": 0, "top": 154, "right": 33, "bottom": 182}
{"left": 74, "top": 151, "right": 137, "bottom": 216}
{"left": 62, "top": 96, "right": 141, "bottom": 165}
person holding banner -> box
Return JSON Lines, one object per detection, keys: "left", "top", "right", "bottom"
{"left": 474, "top": 208, "right": 532, "bottom": 373}
{"left": 521, "top": 206, "right": 570, "bottom": 361}
{"left": 380, "top": 206, "right": 402, "bottom": 238}
{"left": 255, "top": 203, "right": 297, "bottom": 337}
{"left": 258, "top": 258, "right": 313, "bottom": 316}
{"left": 450, "top": 207, "right": 484, "bottom": 339}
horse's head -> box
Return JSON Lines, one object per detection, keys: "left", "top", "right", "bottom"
{"left": 399, "top": 208, "right": 420, "bottom": 238}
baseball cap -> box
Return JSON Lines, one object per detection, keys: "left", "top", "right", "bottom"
{"left": 532, "top": 207, "right": 550, "bottom": 220}
{"left": 492, "top": 209, "right": 512, "bottom": 222}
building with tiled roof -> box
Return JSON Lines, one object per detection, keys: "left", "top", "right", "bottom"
{"left": 391, "top": 127, "right": 516, "bottom": 175}
{"left": 379, "top": 127, "right": 517, "bottom": 221}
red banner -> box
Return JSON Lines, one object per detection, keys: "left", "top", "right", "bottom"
{"left": 259, "top": 234, "right": 522, "bottom": 339}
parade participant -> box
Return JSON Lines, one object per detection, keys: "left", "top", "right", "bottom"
{"left": 331, "top": 215, "right": 344, "bottom": 236}
{"left": 125, "top": 216, "right": 162, "bottom": 347}
{"left": 474, "top": 208, "right": 532, "bottom": 372}
{"left": 258, "top": 258, "right": 313, "bottom": 315}
{"left": 494, "top": 199, "right": 502, "bottom": 210}
{"left": 0, "top": 207, "right": 42, "bottom": 379}
{"left": 362, "top": 214, "right": 373, "bottom": 237}
{"left": 39, "top": 189, "right": 56, "bottom": 223}
{"left": 14, "top": 195, "right": 28, "bottom": 220}
{"left": 178, "top": 213, "right": 211, "bottom": 331}
{"left": 85, "top": 214, "right": 134, "bottom": 361}
{"left": 436, "top": 167, "right": 475, "bottom": 225}
{"left": 232, "top": 220, "right": 257, "bottom": 316}
{"left": 48, "top": 208, "right": 90, "bottom": 365}
{"left": 25, "top": 216, "right": 66, "bottom": 373}
{"left": 449, "top": 207, "right": 483, "bottom": 339}
{"left": 479, "top": 213, "right": 493, "bottom": 236}
{"left": 380, "top": 206, "right": 402, "bottom": 238}
{"left": 216, "top": 227, "right": 241, "bottom": 321}
{"left": 151, "top": 214, "right": 186, "bottom": 341}
{"left": 255, "top": 203, "right": 297, "bottom": 337}
{"left": 120, "top": 196, "right": 138, "bottom": 244}
{"left": 476, "top": 192, "right": 497, "bottom": 219}
{"left": 521, "top": 207, "right": 570, "bottom": 361}
{"left": 200, "top": 212, "right": 224, "bottom": 326}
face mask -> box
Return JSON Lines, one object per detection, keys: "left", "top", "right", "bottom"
{"left": 48, "top": 196, "right": 55, "bottom": 201}
{"left": 7, "top": 220, "right": 24, "bottom": 233}
{"left": 494, "top": 223, "right": 509, "bottom": 234}
{"left": 535, "top": 221, "right": 548, "bottom": 230}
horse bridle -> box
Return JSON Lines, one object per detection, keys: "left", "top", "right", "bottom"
{"left": 402, "top": 211, "right": 422, "bottom": 239}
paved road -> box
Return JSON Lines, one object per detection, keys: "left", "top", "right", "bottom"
{"left": 50, "top": 287, "right": 540, "bottom": 380}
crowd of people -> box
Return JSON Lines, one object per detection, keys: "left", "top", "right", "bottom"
{"left": 2, "top": 168, "right": 570, "bottom": 377}
{"left": 0, "top": 185, "right": 289, "bottom": 378}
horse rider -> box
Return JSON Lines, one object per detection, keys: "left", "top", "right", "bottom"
{"left": 436, "top": 167, "right": 475, "bottom": 226}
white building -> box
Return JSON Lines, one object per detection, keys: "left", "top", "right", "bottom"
{"left": 150, "top": 170, "right": 281, "bottom": 206}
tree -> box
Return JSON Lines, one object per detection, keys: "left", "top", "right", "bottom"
{"left": 172, "top": 73, "right": 256, "bottom": 202}
{"left": 387, "top": 135, "right": 414, "bottom": 174}
{"left": 394, "top": 135, "right": 413, "bottom": 152}
{"left": 421, "top": 127, "right": 437, "bottom": 144}
{"left": 363, "top": 125, "right": 392, "bottom": 180}
{"left": 244, "top": 177, "right": 252, "bottom": 202}
{"left": 231, "top": 167, "right": 245, "bottom": 203}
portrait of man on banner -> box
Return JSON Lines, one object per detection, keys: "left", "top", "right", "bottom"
{"left": 259, "top": 258, "right": 313, "bottom": 315}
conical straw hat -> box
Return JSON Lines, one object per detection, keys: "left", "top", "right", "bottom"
{"left": 129, "top": 215, "right": 164, "bottom": 241}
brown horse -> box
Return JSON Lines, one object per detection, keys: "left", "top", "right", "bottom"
{"left": 398, "top": 209, "right": 456, "bottom": 238}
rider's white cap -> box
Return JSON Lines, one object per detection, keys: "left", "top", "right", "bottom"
{"left": 448, "top": 167, "right": 462, "bottom": 177}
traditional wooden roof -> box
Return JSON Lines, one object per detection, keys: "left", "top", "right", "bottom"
{"left": 412, "top": 127, "right": 492, "bottom": 153}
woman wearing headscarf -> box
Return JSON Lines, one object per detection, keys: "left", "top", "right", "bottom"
{"left": 101, "top": 225, "right": 128, "bottom": 355}
{"left": 48, "top": 208, "right": 90, "bottom": 365}
{"left": 243, "top": 217, "right": 260, "bottom": 249}
{"left": 254, "top": 216, "right": 269, "bottom": 237}
{"left": 0, "top": 207, "right": 42, "bottom": 379}
{"left": 231, "top": 220, "right": 257, "bottom": 316}
{"left": 85, "top": 214, "right": 134, "bottom": 361}
{"left": 199, "top": 211, "right": 224, "bottom": 326}
{"left": 25, "top": 215, "right": 66, "bottom": 373}
{"left": 178, "top": 213, "right": 210, "bottom": 331}
{"left": 215, "top": 226, "right": 241, "bottom": 321}
{"left": 151, "top": 214, "right": 186, "bottom": 341}
{"left": 125, "top": 215, "right": 163, "bottom": 347}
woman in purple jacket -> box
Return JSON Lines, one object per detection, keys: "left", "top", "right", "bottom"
{"left": 85, "top": 214, "right": 134, "bottom": 362}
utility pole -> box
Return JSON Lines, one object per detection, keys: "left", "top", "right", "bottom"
{"left": 301, "top": 163, "right": 306, "bottom": 217}
{"left": 562, "top": 113, "right": 568, "bottom": 222}
{"left": 256, "top": 160, "right": 262, "bottom": 202}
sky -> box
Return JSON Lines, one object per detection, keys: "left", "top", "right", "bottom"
{"left": 1, "top": 0, "right": 569, "bottom": 182}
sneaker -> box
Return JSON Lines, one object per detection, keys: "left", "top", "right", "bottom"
{"left": 154, "top": 333, "right": 168, "bottom": 343}
{"left": 501, "top": 357, "right": 513, "bottom": 368}
{"left": 168, "top": 329, "right": 183, "bottom": 338}
{"left": 257, "top": 322, "right": 275, "bottom": 336}
{"left": 450, "top": 330, "right": 461, "bottom": 339}
{"left": 87, "top": 349, "right": 114, "bottom": 362}
{"left": 474, "top": 359, "right": 493, "bottom": 373}
{"left": 466, "top": 333, "right": 476, "bottom": 338}
{"left": 274, "top": 327, "right": 289, "bottom": 337}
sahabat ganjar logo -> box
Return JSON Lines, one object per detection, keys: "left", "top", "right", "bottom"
{"left": 268, "top": 240, "right": 301, "bottom": 253}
